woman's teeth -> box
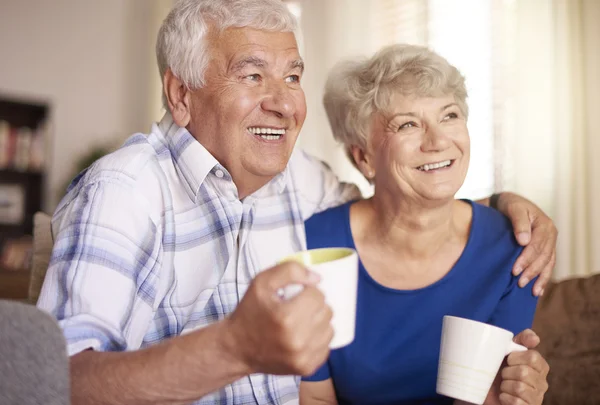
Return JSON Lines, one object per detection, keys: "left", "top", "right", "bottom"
{"left": 248, "top": 127, "right": 285, "bottom": 140}
{"left": 418, "top": 160, "right": 452, "bottom": 172}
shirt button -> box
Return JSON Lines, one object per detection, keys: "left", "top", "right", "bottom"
{"left": 215, "top": 169, "right": 224, "bottom": 178}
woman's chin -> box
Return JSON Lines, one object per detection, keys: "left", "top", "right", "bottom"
{"left": 416, "top": 187, "right": 460, "bottom": 204}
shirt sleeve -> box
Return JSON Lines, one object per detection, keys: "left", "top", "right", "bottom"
{"left": 488, "top": 272, "right": 539, "bottom": 335}
{"left": 301, "top": 360, "right": 332, "bottom": 382}
{"left": 289, "top": 149, "right": 362, "bottom": 220}
{"left": 37, "top": 179, "right": 163, "bottom": 356}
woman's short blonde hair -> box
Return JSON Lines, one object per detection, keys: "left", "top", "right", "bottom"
{"left": 323, "top": 44, "right": 468, "bottom": 153}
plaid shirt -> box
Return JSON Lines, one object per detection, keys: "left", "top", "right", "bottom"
{"left": 37, "top": 113, "right": 360, "bottom": 404}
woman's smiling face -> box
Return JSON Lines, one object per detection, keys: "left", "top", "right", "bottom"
{"left": 367, "top": 93, "right": 470, "bottom": 203}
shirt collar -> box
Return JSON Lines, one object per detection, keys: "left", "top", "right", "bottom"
{"left": 157, "top": 112, "right": 289, "bottom": 201}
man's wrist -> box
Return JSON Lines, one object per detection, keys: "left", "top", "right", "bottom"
{"left": 489, "top": 193, "right": 502, "bottom": 210}
{"left": 217, "top": 318, "right": 253, "bottom": 377}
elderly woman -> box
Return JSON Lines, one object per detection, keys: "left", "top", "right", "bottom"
{"left": 300, "top": 44, "right": 549, "bottom": 405}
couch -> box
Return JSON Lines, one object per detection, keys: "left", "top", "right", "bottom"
{"left": 533, "top": 273, "right": 600, "bottom": 405}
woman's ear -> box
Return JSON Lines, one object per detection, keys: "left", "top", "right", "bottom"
{"left": 164, "top": 69, "right": 191, "bottom": 127}
{"left": 350, "top": 145, "right": 375, "bottom": 179}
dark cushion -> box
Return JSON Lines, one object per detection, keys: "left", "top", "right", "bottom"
{"left": 533, "top": 274, "right": 600, "bottom": 405}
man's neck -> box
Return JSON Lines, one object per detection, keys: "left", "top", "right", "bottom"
{"left": 233, "top": 173, "right": 277, "bottom": 200}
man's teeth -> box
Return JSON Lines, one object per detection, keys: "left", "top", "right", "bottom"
{"left": 418, "top": 160, "right": 452, "bottom": 172}
{"left": 248, "top": 127, "right": 286, "bottom": 139}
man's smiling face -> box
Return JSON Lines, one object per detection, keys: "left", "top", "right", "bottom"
{"left": 186, "top": 27, "right": 306, "bottom": 197}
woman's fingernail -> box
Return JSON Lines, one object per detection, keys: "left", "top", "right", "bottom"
{"left": 513, "top": 266, "right": 522, "bottom": 276}
{"left": 519, "top": 277, "right": 530, "bottom": 287}
{"left": 540, "top": 288, "right": 545, "bottom": 296}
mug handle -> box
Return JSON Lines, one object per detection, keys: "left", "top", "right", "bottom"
{"left": 505, "top": 341, "right": 528, "bottom": 355}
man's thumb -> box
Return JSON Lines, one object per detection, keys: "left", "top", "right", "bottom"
{"left": 261, "top": 261, "right": 320, "bottom": 292}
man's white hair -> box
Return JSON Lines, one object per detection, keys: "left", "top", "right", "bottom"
{"left": 156, "top": 0, "right": 298, "bottom": 107}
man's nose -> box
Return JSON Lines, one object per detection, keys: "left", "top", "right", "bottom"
{"left": 260, "top": 81, "right": 295, "bottom": 118}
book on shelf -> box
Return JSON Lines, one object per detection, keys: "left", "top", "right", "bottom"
{"left": 0, "top": 119, "right": 45, "bottom": 173}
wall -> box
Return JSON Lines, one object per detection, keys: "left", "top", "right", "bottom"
{"left": 0, "top": 0, "right": 164, "bottom": 210}
{"left": 295, "top": 0, "right": 374, "bottom": 196}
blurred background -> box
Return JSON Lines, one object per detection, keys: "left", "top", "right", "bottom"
{"left": 0, "top": 0, "right": 598, "bottom": 299}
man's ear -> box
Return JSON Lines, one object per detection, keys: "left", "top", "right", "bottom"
{"left": 164, "top": 68, "right": 191, "bottom": 127}
{"left": 350, "top": 145, "right": 375, "bottom": 180}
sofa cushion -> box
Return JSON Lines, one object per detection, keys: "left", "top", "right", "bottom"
{"left": 533, "top": 274, "right": 600, "bottom": 405}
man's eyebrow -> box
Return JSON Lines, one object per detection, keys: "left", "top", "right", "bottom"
{"left": 289, "top": 59, "right": 304, "bottom": 73}
{"left": 230, "top": 56, "right": 268, "bottom": 73}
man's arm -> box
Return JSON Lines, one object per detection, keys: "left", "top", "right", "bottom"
{"left": 70, "top": 320, "right": 248, "bottom": 405}
{"left": 475, "top": 192, "right": 557, "bottom": 296}
{"left": 70, "top": 262, "right": 333, "bottom": 405}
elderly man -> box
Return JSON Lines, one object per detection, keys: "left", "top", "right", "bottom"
{"left": 37, "top": 0, "right": 556, "bottom": 404}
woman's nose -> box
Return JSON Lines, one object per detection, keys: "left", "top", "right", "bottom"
{"left": 421, "top": 125, "right": 451, "bottom": 152}
{"left": 261, "top": 82, "right": 295, "bottom": 118}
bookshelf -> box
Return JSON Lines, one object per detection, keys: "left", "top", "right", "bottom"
{"left": 0, "top": 96, "right": 49, "bottom": 301}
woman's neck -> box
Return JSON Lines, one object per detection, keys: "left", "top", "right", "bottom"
{"left": 356, "top": 191, "right": 462, "bottom": 260}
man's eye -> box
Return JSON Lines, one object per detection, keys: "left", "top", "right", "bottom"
{"left": 245, "top": 74, "right": 261, "bottom": 81}
{"left": 285, "top": 75, "right": 300, "bottom": 83}
{"left": 398, "top": 121, "right": 417, "bottom": 131}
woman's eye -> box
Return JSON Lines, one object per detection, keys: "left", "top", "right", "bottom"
{"left": 285, "top": 75, "right": 300, "bottom": 83}
{"left": 398, "top": 121, "right": 417, "bottom": 131}
{"left": 443, "top": 112, "right": 458, "bottom": 121}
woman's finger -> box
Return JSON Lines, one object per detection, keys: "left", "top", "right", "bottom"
{"left": 499, "top": 391, "right": 528, "bottom": 405}
{"left": 507, "top": 350, "right": 549, "bottom": 375}
{"left": 501, "top": 365, "right": 541, "bottom": 390}
{"left": 500, "top": 380, "right": 538, "bottom": 405}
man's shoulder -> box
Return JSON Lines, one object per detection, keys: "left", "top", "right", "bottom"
{"left": 57, "top": 132, "right": 171, "bottom": 218}
{"left": 84, "top": 133, "right": 162, "bottom": 182}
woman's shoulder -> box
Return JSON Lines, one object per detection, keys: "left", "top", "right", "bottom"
{"left": 471, "top": 202, "right": 521, "bottom": 252}
{"left": 305, "top": 201, "right": 355, "bottom": 249}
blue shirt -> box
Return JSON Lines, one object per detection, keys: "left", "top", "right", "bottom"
{"left": 302, "top": 200, "right": 538, "bottom": 405}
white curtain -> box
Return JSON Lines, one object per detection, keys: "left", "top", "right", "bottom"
{"left": 500, "top": 0, "right": 600, "bottom": 279}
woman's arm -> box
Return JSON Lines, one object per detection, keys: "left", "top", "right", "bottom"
{"left": 475, "top": 192, "right": 557, "bottom": 296}
{"left": 300, "top": 380, "right": 339, "bottom": 405}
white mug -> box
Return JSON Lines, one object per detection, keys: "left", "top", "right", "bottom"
{"left": 279, "top": 247, "right": 359, "bottom": 349}
{"left": 436, "top": 316, "right": 527, "bottom": 404}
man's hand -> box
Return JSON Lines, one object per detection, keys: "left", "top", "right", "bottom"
{"left": 495, "top": 192, "right": 557, "bottom": 296}
{"left": 227, "top": 261, "right": 334, "bottom": 376}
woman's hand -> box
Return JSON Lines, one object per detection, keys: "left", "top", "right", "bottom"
{"left": 494, "top": 192, "right": 557, "bottom": 296}
{"left": 489, "top": 329, "right": 549, "bottom": 405}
